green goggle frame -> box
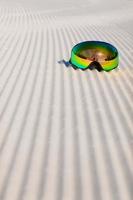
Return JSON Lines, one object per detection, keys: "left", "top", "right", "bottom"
{"left": 70, "top": 41, "right": 119, "bottom": 71}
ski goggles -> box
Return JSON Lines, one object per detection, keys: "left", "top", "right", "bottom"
{"left": 70, "top": 41, "right": 119, "bottom": 71}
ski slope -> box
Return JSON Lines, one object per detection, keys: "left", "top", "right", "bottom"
{"left": 0, "top": 1, "right": 133, "bottom": 200}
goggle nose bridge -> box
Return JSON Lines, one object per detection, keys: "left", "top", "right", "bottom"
{"left": 89, "top": 61, "right": 103, "bottom": 71}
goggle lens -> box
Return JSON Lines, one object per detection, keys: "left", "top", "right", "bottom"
{"left": 70, "top": 41, "right": 119, "bottom": 71}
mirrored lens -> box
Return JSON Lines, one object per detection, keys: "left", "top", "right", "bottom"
{"left": 78, "top": 48, "right": 115, "bottom": 62}
{"left": 70, "top": 41, "right": 118, "bottom": 71}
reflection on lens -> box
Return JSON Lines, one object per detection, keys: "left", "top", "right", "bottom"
{"left": 70, "top": 41, "right": 119, "bottom": 71}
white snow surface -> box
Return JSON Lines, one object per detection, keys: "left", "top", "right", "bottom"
{"left": 0, "top": 0, "right": 133, "bottom": 200}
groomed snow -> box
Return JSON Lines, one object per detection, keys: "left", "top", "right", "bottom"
{"left": 0, "top": 0, "right": 133, "bottom": 200}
